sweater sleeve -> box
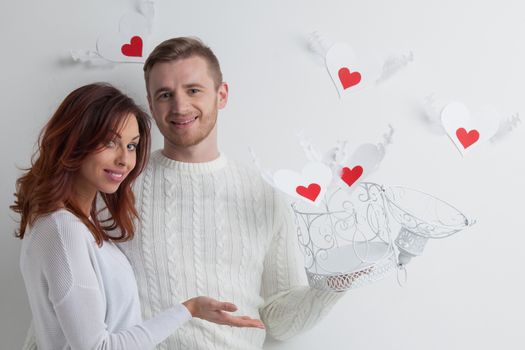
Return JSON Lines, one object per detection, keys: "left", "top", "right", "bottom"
{"left": 21, "top": 322, "right": 37, "bottom": 350}
{"left": 26, "top": 214, "right": 192, "bottom": 350}
{"left": 259, "top": 191, "right": 345, "bottom": 340}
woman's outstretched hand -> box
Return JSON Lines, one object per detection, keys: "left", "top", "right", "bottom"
{"left": 183, "top": 296, "right": 265, "bottom": 329}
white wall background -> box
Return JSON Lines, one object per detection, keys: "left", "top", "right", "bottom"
{"left": 2, "top": 0, "right": 525, "bottom": 349}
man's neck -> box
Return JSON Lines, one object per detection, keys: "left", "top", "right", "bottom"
{"left": 162, "top": 142, "right": 220, "bottom": 163}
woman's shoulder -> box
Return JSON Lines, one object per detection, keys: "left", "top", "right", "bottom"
{"left": 29, "top": 209, "right": 92, "bottom": 246}
{"left": 31, "top": 208, "right": 80, "bottom": 229}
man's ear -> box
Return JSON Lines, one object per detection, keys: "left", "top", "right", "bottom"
{"left": 217, "top": 82, "right": 229, "bottom": 110}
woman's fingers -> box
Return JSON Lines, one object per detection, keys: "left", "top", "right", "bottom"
{"left": 191, "top": 297, "right": 264, "bottom": 329}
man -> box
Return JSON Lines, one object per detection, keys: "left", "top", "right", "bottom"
{"left": 23, "top": 37, "right": 343, "bottom": 350}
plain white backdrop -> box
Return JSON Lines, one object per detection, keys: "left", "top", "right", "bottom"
{"left": 2, "top": 0, "right": 524, "bottom": 349}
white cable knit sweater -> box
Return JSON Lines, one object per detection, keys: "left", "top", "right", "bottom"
{"left": 117, "top": 150, "right": 343, "bottom": 350}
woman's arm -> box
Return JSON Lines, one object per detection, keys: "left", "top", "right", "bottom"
{"left": 24, "top": 213, "right": 262, "bottom": 350}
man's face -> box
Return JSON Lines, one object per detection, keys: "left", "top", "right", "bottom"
{"left": 147, "top": 56, "right": 228, "bottom": 150}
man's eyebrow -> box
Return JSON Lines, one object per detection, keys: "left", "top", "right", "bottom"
{"left": 182, "top": 82, "right": 206, "bottom": 89}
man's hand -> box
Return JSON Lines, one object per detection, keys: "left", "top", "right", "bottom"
{"left": 183, "top": 296, "right": 265, "bottom": 329}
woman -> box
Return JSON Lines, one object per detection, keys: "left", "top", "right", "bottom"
{"left": 11, "top": 83, "right": 263, "bottom": 350}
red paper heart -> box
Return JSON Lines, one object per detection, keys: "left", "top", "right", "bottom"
{"left": 121, "top": 36, "right": 143, "bottom": 57}
{"left": 340, "top": 166, "right": 363, "bottom": 187}
{"left": 338, "top": 67, "right": 362, "bottom": 89}
{"left": 456, "top": 128, "right": 480, "bottom": 149}
{"left": 296, "top": 183, "right": 321, "bottom": 202}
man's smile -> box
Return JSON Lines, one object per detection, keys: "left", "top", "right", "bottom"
{"left": 170, "top": 116, "right": 198, "bottom": 128}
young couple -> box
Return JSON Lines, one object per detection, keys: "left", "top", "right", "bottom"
{"left": 14, "top": 37, "right": 343, "bottom": 350}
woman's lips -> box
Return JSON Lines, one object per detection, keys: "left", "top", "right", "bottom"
{"left": 104, "top": 169, "right": 125, "bottom": 183}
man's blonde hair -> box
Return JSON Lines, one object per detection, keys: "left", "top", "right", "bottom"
{"left": 143, "top": 37, "right": 223, "bottom": 92}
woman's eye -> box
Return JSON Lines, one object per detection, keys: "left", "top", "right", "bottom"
{"left": 127, "top": 143, "right": 138, "bottom": 151}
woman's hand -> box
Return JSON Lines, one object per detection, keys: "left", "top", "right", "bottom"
{"left": 183, "top": 296, "right": 265, "bottom": 329}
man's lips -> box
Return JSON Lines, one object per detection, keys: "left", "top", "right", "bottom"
{"left": 170, "top": 116, "right": 198, "bottom": 127}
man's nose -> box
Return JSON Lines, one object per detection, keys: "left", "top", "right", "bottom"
{"left": 171, "top": 93, "right": 190, "bottom": 114}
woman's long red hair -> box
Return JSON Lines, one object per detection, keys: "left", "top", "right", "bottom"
{"left": 10, "top": 83, "right": 151, "bottom": 246}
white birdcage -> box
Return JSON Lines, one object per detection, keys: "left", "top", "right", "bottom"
{"left": 292, "top": 182, "right": 474, "bottom": 292}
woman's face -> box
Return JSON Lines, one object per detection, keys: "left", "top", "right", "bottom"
{"left": 75, "top": 114, "right": 140, "bottom": 199}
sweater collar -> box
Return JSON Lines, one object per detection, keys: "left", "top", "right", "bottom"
{"left": 151, "top": 149, "right": 227, "bottom": 174}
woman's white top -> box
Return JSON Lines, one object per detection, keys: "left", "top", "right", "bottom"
{"left": 19, "top": 209, "right": 191, "bottom": 350}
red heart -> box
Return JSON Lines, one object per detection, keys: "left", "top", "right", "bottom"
{"left": 338, "top": 67, "right": 362, "bottom": 89}
{"left": 340, "top": 166, "right": 363, "bottom": 187}
{"left": 296, "top": 183, "right": 321, "bottom": 202}
{"left": 456, "top": 128, "right": 480, "bottom": 149}
{"left": 121, "top": 36, "right": 143, "bottom": 57}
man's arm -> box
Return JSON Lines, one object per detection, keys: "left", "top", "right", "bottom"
{"left": 259, "top": 191, "right": 345, "bottom": 340}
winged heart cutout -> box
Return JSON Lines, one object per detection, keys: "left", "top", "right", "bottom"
{"left": 309, "top": 32, "right": 412, "bottom": 98}
{"left": 441, "top": 102, "right": 500, "bottom": 156}
{"left": 325, "top": 43, "right": 382, "bottom": 98}
{"left": 97, "top": 11, "right": 150, "bottom": 63}
{"left": 273, "top": 162, "right": 332, "bottom": 205}
{"left": 328, "top": 143, "right": 383, "bottom": 191}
